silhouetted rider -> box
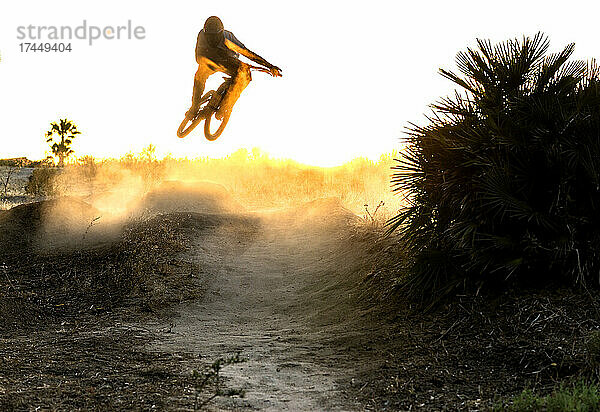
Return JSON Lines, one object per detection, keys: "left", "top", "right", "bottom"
{"left": 187, "top": 16, "right": 282, "bottom": 120}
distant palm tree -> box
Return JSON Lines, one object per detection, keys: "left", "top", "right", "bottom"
{"left": 389, "top": 33, "right": 600, "bottom": 303}
{"left": 46, "top": 119, "right": 81, "bottom": 167}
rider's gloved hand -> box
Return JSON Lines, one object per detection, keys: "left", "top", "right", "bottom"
{"left": 270, "top": 65, "right": 282, "bottom": 77}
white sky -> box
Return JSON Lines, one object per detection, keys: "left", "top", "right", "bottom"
{"left": 0, "top": 0, "right": 598, "bottom": 166}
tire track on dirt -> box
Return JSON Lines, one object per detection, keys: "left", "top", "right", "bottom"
{"left": 147, "top": 211, "right": 374, "bottom": 411}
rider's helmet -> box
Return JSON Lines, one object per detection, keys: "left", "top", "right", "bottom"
{"left": 204, "top": 16, "right": 224, "bottom": 33}
{"left": 204, "top": 16, "right": 224, "bottom": 47}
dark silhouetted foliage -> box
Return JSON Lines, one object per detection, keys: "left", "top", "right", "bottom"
{"left": 46, "top": 119, "right": 81, "bottom": 167}
{"left": 389, "top": 33, "right": 600, "bottom": 303}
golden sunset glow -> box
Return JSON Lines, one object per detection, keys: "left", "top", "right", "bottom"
{"left": 3, "top": 3, "right": 600, "bottom": 409}
{"left": 1, "top": 1, "right": 598, "bottom": 166}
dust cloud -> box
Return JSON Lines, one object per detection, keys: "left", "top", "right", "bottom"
{"left": 10, "top": 149, "right": 401, "bottom": 252}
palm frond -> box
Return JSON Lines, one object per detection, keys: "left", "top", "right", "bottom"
{"left": 388, "top": 33, "right": 600, "bottom": 303}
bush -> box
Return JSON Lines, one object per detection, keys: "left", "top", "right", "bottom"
{"left": 389, "top": 33, "right": 600, "bottom": 303}
{"left": 77, "top": 155, "right": 97, "bottom": 181}
{"left": 26, "top": 167, "right": 59, "bottom": 196}
{"left": 120, "top": 145, "right": 165, "bottom": 192}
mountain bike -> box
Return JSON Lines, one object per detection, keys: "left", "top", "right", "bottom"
{"left": 177, "top": 64, "right": 272, "bottom": 141}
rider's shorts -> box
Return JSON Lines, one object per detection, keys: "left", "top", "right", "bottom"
{"left": 201, "top": 53, "right": 242, "bottom": 78}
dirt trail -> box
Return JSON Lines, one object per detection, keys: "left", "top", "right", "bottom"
{"left": 0, "top": 182, "right": 389, "bottom": 411}
{"left": 146, "top": 205, "right": 380, "bottom": 411}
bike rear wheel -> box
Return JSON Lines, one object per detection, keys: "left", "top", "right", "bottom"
{"left": 176, "top": 92, "right": 214, "bottom": 138}
{"left": 204, "top": 110, "right": 231, "bottom": 141}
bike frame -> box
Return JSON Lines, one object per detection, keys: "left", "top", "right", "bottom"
{"left": 177, "top": 63, "right": 274, "bottom": 139}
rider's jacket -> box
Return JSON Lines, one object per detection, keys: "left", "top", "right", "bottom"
{"left": 195, "top": 29, "right": 246, "bottom": 64}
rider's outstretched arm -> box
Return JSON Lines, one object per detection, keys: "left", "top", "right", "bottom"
{"left": 224, "top": 32, "right": 282, "bottom": 76}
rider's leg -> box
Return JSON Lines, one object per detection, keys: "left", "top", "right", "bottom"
{"left": 216, "top": 62, "right": 252, "bottom": 120}
{"left": 187, "top": 62, "right": 214, "bottom": 117}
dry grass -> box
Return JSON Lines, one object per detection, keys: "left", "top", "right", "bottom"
{"left": 0, "top": 210, "right": 203, "bottom": 329}
{"left": 17, "top": 148, "right": 402, "bottom": 222}
{"left": 160, "top": 148, "right": 399, "bottom": 214}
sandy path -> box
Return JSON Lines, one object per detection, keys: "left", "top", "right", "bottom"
{"left": 147, "top": 211, "right": 375, "bottom": 411}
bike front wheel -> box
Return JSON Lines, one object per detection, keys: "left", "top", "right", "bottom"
{"left": 204, "top": 109, "right": 231, "bottom": 141}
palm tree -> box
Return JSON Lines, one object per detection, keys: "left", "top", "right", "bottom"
{"left": 389, "top": 33, "right": 600, "bottom": 304}
{"left": 46, "top": 119, "right": 81, "bottom": 167}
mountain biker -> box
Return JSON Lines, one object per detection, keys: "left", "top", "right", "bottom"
{"left": 186, "top": 16, "right": 282, "bottom": 121}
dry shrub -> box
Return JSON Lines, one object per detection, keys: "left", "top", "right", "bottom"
{"left": 26, "top": 167, "right": 59, "bottom": 196}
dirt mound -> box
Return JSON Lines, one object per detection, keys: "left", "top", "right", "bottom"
{"left": 139, "top": 181, "right": 243, "bottom": 215}
{"left": 0, "top": 197, "right": 102, "bottom": 252}
{"left": 270, "top": 197, "right": 360, "bottom": 229}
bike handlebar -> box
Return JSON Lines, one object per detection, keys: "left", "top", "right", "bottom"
{"left": 247, "top": 64, "right": 273, "bottom": 74}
